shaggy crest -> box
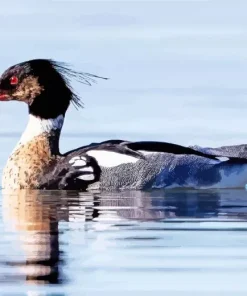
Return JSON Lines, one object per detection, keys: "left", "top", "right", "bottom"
{"left": 47, "top": 59, "right": 108, "bottom": 109}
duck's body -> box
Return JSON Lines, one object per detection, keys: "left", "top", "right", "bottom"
{"left": 1, "top": 58, "right": 247, "bottom": 190}
{"left": 60, "top": 140, "right": 247, "bottom": 190}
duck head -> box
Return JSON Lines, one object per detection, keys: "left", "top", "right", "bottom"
{"left": 0, "top": 59, "right": 106, "bottom": 119}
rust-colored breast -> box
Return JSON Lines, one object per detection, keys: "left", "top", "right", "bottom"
{"left": 2, "top": 135, "right": 58, "bottom": 189}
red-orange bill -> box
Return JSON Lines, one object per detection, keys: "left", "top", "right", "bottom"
{"left": 0, "top": 94, "right": 9, "bottom": 101}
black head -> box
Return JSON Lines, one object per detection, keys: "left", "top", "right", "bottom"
{"left": 0, "top": 59, "right": 107, "bottom": 119}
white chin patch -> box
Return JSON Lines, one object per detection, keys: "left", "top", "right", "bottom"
{"left": 86, "top": 150, "right": 138, "bottom": 168}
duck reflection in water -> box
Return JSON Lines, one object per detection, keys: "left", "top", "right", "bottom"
{"left": 2, "top": 189, "right": 89, "bottom": 285}
{"left": 1, "top": 189, "right": 174, "bottom": 286}
{"left": 2, "top": 188, "right": 247, "bottom": 288}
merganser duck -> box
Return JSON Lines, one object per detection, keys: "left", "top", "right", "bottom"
{"left": 1, "top": 59, "right": 247, "bottom": 190}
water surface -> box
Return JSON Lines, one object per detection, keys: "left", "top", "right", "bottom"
{"left": 0, "top": 188, "right": 247, "bottom": 295}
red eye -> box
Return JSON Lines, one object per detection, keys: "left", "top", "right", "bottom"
{"left": 10, "top": 76, "right": 18, "bottom": 85}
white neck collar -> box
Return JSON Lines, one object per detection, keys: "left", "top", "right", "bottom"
{"left": 16, "top": 114, "right": 64, "bottom": 148}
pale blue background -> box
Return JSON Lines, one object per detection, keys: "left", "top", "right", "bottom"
{"left": 0, "top": 0, "right": 246, "bottom": 156}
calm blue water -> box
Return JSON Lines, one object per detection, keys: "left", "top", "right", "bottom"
{"left": 0, "top": 0, "right": 247, "bottom": 295}
{"left": 1, "top": 187, "right": 247, "bottom": 295}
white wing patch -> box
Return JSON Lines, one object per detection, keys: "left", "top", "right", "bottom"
{"left": 69, "top": 156, "right": 87, "bottom": 166}
{"left": 216, "top": 156, "right": 229, "bottom": 162}
{"left": 78, "top": 165, "right": 95, "bottom": 181}
{"left": 79, "top": 167, "right": 94, "bottom": 172}
{"left": 78, "top": 174, "right": 95, "bottom": 181}
{"left": 72, "top": 159, "right": 87, "bottom": 167}
{"left": 69, "top": 156, "right": 96, "bottom": 182}
{"left": 86, "top": 150, "right": 138, "bottom": 168}
{"left": 69, "top": 156, "right": 81, "bottom": 163}
{"left": 139, "top": 150, "right": 159, "bottom": 156}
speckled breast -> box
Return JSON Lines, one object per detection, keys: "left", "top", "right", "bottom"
{"left": 2, "top": 135, "right": 56, "bottom": 189}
